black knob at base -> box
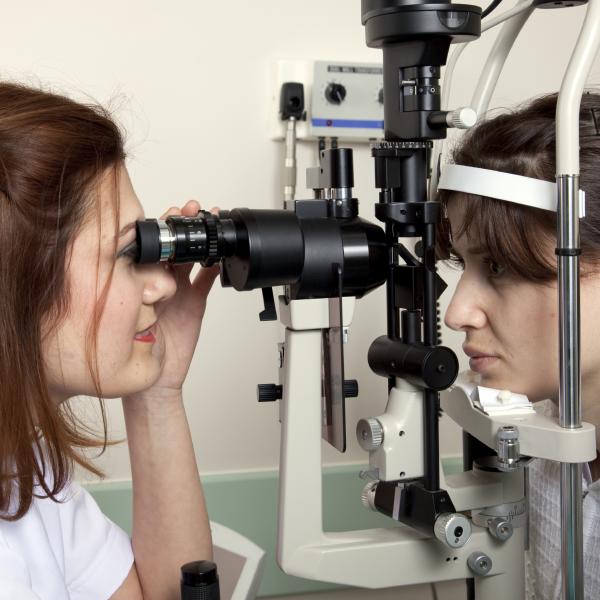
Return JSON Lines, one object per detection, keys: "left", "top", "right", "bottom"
{"left": 257, "top": 384, "right": 283, "bottom": 402}
{"left": 181, "top": 561, "right": 220, "bottom": 600}
{"left": 258, "top": 381, "right": 358, "bottom": 402}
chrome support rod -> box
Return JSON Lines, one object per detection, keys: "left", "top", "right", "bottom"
{"left": 557, "top": 174, "right": 583, "bottom": 599}
{"left": 283, "top": 117, "right": 297, "bottom": 203}
{"left": 555, "top": 1, "right": 600, "bottom": 595}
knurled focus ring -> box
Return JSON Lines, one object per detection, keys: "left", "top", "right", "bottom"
{"left": 201, "top": 213, "right": 221, "bottom": 267}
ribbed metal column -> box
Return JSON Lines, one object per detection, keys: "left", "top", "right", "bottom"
{"left": 557, "top": 174, "right": 584, "bottom": 599}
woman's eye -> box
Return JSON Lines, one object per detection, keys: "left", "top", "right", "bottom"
{"left": 484, "top": 258, "right": 506, "bottom": 278}
{"left": 116, "top": 241, "right": 138, "bottom": 262}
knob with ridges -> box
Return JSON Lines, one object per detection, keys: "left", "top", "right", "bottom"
{"left": 434, "top": 513, "right": 472, "bottom": 548}
{"left": 361, "top": 481, "right": 378, "bottom": 511}
{"left": 447, "top": 107, "right": 477, "bottom": 129}
{"left": 344, "top": 379, "right": 359, "bottom": 398}
{"left": 356, "top": 417, "right": 384, "bottom": 451}
{"left": 325, "top": 83, "right": 347, "bottom": 105}
{"left": 257, "top": 384, "right": 282, "bottom": 402}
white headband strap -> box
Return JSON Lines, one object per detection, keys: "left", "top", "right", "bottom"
{"left": 437, "top": 164, "right": 586, "bottom": 217}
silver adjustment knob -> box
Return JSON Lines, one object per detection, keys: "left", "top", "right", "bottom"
{"left": 467, "top": 552, "right": 493, "bottom": 576}
{"left": 434, "top": 513, "right": 472, "bottom": 548}
{"left": 447, "top": 107, "right": 477, "bottom": 129}
{"left": 356, "top": 418, "right": 384, "bottom": 451}
{"left": 496, "top": 425, "right": 520, "bottom": 471}
{"left": 361, "top": 481, "right": 378, "bottom": 511}
{"left": 488, "top": 517, "right": 513, "bottom": 541}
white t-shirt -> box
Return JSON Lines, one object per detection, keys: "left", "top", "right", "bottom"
{"left": 0, "top": 474, "right": 134, "bottom": 600}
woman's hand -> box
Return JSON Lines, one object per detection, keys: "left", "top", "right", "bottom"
{"left": 132, "top": 199, "right": 219, "bottom": 400}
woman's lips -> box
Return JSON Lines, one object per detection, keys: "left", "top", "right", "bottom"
{"left": 468, "top": 355, "right": 498, "bottom": 373}
{"left": 134, "top": 323, "right": 156, "bottom": 344}
{"left": 463, "top": 345, "right": 499, "bottom": 373}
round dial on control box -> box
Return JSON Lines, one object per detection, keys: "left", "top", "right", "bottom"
{"left": 325, "top": 82, "right": 347, "bottom": 105}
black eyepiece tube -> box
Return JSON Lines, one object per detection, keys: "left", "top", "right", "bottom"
{"left": 368, "top": 335, "right": 458, "bottom": 391}
{"left": 131, "top": 207, "right": 388, "bottom": 300}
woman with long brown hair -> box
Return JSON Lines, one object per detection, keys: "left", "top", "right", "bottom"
{"left": 0, "top": 82, "right": 216, "bottom": 599}
{"left": 437, "top": 92, "right": 600, "bottom": 599}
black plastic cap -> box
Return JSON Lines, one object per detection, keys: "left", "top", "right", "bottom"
{"left": 136, "top": 219, "right": 161, "bottom": 264}
{"left": 280, "top": 82, "right": 305, "bottom": 121}
{"left": 422, "top": 346, "right": 459, "bottom": 391}
{"left": 344, "top": 380, "right": 359, "bottom": 398}
{"left": 181, "top": 561, "right": 218, "bottom": 587}
{"left": 257, "top": 384, "right": 283, "bottom": 402}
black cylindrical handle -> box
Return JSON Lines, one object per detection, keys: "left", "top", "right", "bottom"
{"left": 181, "top": 561, "right": 220, "bottom": 600}
{"left": 368, "top": 335, "right": 458, "bottom": 391}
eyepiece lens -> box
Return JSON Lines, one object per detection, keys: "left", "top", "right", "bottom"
{"left": 136, "top": 219, "right": 162, "bottom": 263}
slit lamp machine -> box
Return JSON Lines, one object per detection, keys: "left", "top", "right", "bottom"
{"left": 123, "top": 1, "right": 600, "bottom": 597}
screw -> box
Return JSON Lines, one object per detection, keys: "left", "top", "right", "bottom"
{"left": 467, "top": 552, "right": 493, "bottom": 576}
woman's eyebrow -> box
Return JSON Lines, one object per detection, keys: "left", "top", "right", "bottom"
{"left": 118, "top": 222, "right": 136, "bottom": 238}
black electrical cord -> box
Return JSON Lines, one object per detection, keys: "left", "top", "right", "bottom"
{"left": 481, "top": 0, "right": 503, "bottom": 18}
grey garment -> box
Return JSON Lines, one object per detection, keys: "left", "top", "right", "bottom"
{"left": 525, "top": 402, "right": 600, "bottom": 599}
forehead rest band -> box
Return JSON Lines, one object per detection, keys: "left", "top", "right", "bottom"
{"left": 437, "top": 164, "right": 585, "bottom": 217}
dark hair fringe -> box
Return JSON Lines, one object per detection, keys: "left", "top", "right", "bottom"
{"left": 436, "top": 91, "right": 600, "bottom": 281}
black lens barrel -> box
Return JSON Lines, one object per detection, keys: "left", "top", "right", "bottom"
{"left": 134, "top": 208, "right": 387, "bottom": 300}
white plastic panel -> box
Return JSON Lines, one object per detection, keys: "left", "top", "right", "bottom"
{"left": 269, "top": 59, "right": 383, "bottom": 143}
{"left": 310, "top": 60, "right": 384, "bottom": 141}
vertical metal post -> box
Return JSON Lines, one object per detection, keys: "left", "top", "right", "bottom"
{"left": 557, "top": 175, "right": 584, "bottom": 599}
{"left": 555, "top": 2, "right": 600, "bottom": 595}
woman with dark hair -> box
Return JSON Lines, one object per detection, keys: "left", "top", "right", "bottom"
{"left": 0, "top": 82, "right": 217, "bottom": 599}
{"left": 437, "top": 92, "right": 600, "bottom": 599}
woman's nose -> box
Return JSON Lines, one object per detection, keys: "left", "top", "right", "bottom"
{"left": 444, "top": 274, "right": 487, "bottom": 332}
{"left": 141, "top": 263, "right": 177, "bottom": 304}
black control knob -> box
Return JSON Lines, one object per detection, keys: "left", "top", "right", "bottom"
{"left": 257, "top": 384, "right": 283, "bottom": 402}
{"left": 344, "top": 379, "right": 359, "bottom": 398}
{"left": 181, "top": 561, "right": 220, "bottom": 600}
{"left": 325, "top": 83, "right": 347, "bottom": 105}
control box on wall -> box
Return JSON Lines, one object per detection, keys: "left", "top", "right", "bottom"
{"left": 270, "top": 59, "right": 384, "bottom": 143}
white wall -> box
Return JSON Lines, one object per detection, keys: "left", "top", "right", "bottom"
{"left": 3, "top": 1, "right": 597, "bottom": 480}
